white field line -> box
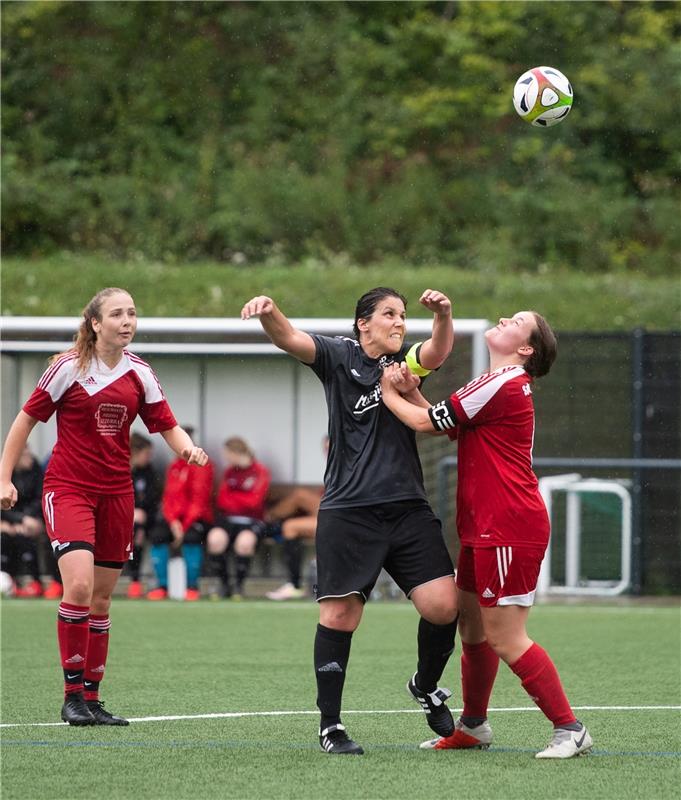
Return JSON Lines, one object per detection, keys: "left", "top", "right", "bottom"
{"left": 1, "top": 705, "right": 679, "bottom": 729}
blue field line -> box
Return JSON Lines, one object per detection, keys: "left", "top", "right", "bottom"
{"left": 1, "top": 738, "right": 679, "bottom": 758}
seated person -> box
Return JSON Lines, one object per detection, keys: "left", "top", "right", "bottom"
{"left": 265, "top": 485, "right": 322, "bottom": 601}
{"left": 0, "top": 445, "right": 53, "bottom": 597}
{"left": 125, "top": 432, "right": 162, "bottom": 598}
{"left": 265, "top": 436, "right": 328, "bottom": 601}
{"left": 147, "top": 427, "right": 214, "bottom": 601}
{"left": 206, "top": 437, "right": 271, "bottom": 599}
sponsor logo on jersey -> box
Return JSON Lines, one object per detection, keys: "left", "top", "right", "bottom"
{"left": 522, "top": 383, "right": 532, "bottom": 396}
{"left": 95, "top": 403, "right": 129, "bottom": 436}
{"left": 354, "top": 385, "right": 382, "bottom": 416}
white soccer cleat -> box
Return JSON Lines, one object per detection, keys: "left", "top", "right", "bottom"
{"left": 265, "top": 582, "right": 305, "bottom": 601}
{"left": 535, "top": 723, "right": 593, "bottom": 759}
{"left": 420, "top": 718, "right": 493, "bottom": 750}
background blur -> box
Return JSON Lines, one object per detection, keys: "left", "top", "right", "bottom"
{"left": 1, "top": 1, "right": 679, "bottom": 593}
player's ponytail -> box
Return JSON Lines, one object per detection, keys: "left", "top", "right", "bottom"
{"left": 50, "top": 287, "right": 128, "bottom": 374}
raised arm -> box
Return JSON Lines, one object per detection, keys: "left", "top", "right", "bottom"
{"left": 416, "top": 289, "right": 454, "bottom": 370}
{"left": 1, "top": 411, "right": 40, "bottom": 509}
{"left": 241, "top": 295, "right": 316, "bottom": 364}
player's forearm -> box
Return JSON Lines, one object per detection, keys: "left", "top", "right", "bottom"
{"left": 420, "top": 312, "right": 454, "bottom": 370}
{"left": 260, "top": 308, "right": 315, "bottom": 362}
{"left": 160, "top": 426, "right": 194, "bottom": 459}
{"left": 382, "top": 391, "right": 435, "bottom": 433}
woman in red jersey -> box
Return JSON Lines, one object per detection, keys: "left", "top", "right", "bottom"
{"left": 205, "top": 437, "right": 271, "bottom": 599}
{"left": 380, "top": 311, "right": 593, "bottom": 760}
{"left": 0, "top": 288, "right": 208, "bottom": 726}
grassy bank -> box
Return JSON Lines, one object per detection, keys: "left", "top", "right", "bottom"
{"left": 2, "top": 254, "right": 679, "bottom": 330}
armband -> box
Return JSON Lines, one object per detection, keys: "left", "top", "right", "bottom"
{"left": 405, "top": 343, "right": 431, "bottom": 378}
{"left": 428, "top": 399, "right": 458, "bottom": 432}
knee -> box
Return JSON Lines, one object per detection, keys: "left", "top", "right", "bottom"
{"left": 206, "top": 528, "right": 229, "bottom": 555}
{"left": 424, "top": 599, "right": 458, "bottom": 626}
{"left": 234, "top": 531, "right": 256, "bottom": 557}
{"left": 90, "top": 593, "right": 113, "bottom": 616}
{"left": 64, "top": 575, "right": 93, "bottom": 606}
{"left": 319, "top": 599, "right": 362, "bottom": 632}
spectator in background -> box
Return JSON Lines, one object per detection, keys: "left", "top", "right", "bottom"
{"left": 147, "top": 426, "right": 214, "bottom": 601}
{"left": 125, "top": 432, "right": 161, "bottom": 599}
{"left": 206, "top": 437, "right": 270, "bottom": 599}
{"left": 0, "top": 445, "right": 46, "bottom": 597}
{"left": 265, "top": 436, "right": 328, "bottom": 601}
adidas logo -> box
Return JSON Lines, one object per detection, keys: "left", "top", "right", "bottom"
{"left": 317, "top": 661, "right": 343, "bottom": 673}
{"left": 82, "top": 376, "right": 97, "bottom": 386}
{"left": 65, "top": 653, "right": 85, "bottom": 664}
{"left": 482, "top": 588, "right": 495, "bottom": 599}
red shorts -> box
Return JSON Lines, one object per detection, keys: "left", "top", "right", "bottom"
{"left": 42, "top": 487, "right": 134, "bottom": 565}
{"left": 456, "top": 544, "right": 546, "bottom": 607}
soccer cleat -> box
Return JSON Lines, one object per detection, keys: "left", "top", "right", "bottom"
{"left": 126, "top": 581, "right": 143, "bottom": 599}
{"left": 319, "top": 724, "right": 364, "bottom": 755}
{"left": 146, "top": 587, "right": 168, "bottom": 601}
{"left": 184, "top": 588, "right": 201, "bottom": 601}
{"left": 43, "top": 580, "right": 63, "bottom": 599}
{"left": 420, "top": 718, "right": 493, "bottom": 750}
{"left": 86, "top": 700, "right": 130, "bottom": 726}
{"left": 61, "top": 693, "right": 96, "bottom": 726}
{"left": 535, "top": 723, "right": 593, "bottom": 759}
{"left": 15, "top": 579, "right": 43, "bottom": 598}
{"left": 266, "top": 582, "right": 305, "bottom": 601}
{"left": 407, "top": 673, "right": 455, "bottom": 737}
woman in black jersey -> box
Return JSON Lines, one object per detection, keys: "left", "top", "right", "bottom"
{"left": 242, "top": 287, "right": 458, "bottom": 755}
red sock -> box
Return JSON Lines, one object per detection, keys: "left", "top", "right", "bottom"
{"left": 510, "top": 642, "right": 576, "bottom": 727}
{"left": 83, "top": 615, "right": 111, "bottom": 701}
{"left": 461, "top": 640, "right": 500, "bottom": 720}
{"left": 57, "top": 603, "right": 90, "bottom": 696}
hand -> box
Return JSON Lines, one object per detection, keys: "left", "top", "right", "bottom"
{"left": 395, "top": 361, "right": 421, "bottom": 393}
{"left": 182, "top": 446, "right": 208, "bottom": 466}
{"left": 0, "top": 482, "right": 18, "bottom": 511}
{"left": 133, "top": 508, "right": 147, "bottom": 525}
{"left": 380, "top": 363, "right": 401, "bottom": 396}
{"left": 241, "top": 296, "right": 275, "bottom": 320}
{"left": 419, "top": 289, "right": 451, "bottom": 317}
{"left": 170, "top": 520, "right": 184, "bottom": 544}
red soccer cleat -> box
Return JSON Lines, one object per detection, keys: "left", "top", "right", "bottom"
{"left": 15, "top": 579, "right": 43, "bottom": 598}
{"left": 420, "top": 719, "right": 493, "bottom": 750}
{"left": 126, "top": 581, "right": 144, "bottom": 599}
{"left": 184, "top": 588, "right": 201, "bottom": 602}
{"left": 43, "top": 580, "right": 64, "bottom": 599}
{"left": 146, "top": 587, "right": 168, "bottom": 601}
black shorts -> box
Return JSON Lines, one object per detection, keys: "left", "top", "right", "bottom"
{"left": 213, "top": 514, "right": 267, "bottom": 541}
{"left": 314, "top": 500, "right": 454, "bottom": 602}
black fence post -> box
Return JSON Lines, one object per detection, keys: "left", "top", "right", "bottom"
{"left": 630, "top": 328, "right": 645, "bottom": 595}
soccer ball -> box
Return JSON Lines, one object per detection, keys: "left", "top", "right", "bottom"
{"left": 0, "top": 571, "right": 14, "bottom": 597}
{"left": 513, "top": 66, "right": 573, "bottom": 127}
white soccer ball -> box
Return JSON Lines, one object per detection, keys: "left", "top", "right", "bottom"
{"left": 0, "top": 571, "right": 15, "bottom": 597}
{"left": 513, "top": 66, "right": 573, "bottom": 127}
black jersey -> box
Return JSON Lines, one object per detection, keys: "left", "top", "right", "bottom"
{"left": 308, "top": 334, "right": 428, "bottom": 510}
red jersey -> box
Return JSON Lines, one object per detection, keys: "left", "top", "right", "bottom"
{"left": 23, "top": 350, "right": 177, "bottom": 495}
{"left": 161, "top": 458, "right": 214, "bottom": 531}
{"left": 446, "top": 365, "right": 550, "bottom": 548}
{"left": 216, "top": 461, "right": 271, "bottom": 520}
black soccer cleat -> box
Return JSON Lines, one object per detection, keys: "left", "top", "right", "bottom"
{"left": 407, "top": 673, "right": 455, "bottom": 737}
{"left": 319, "top": 723, "right": 364, "bottom": 755}
{"left": 61, "top": 693, "right": 96, "bottom": 726}
{"left": 86, "top": 700, "right": 130, "bottom": 726}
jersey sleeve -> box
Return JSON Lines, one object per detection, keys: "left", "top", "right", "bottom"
{"left": 22, "top": 355, "right": 78, "bottom": 422}
{"left": 130, "top": 359, "right": 178, "bottom": 433}
{"left": 308, "top": 334, "right": 347, "bottom": 381}
{"left": 450, "top": 368, "right": 524, "bottom": 428}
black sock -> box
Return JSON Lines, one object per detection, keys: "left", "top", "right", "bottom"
{"left": 416, "top": 616, "right": 458, "bottom": 693}
{"left": 314, "top": 624, "right": 352, "bottom": 731}
{"left": 207, "top": 553, "right": 230, "bottom": 592}
{"left": 235, "top": 555, "right": 251, "bottom": 593}
{"left": 283, "top": 538, "right": 302, "bottom": 588}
